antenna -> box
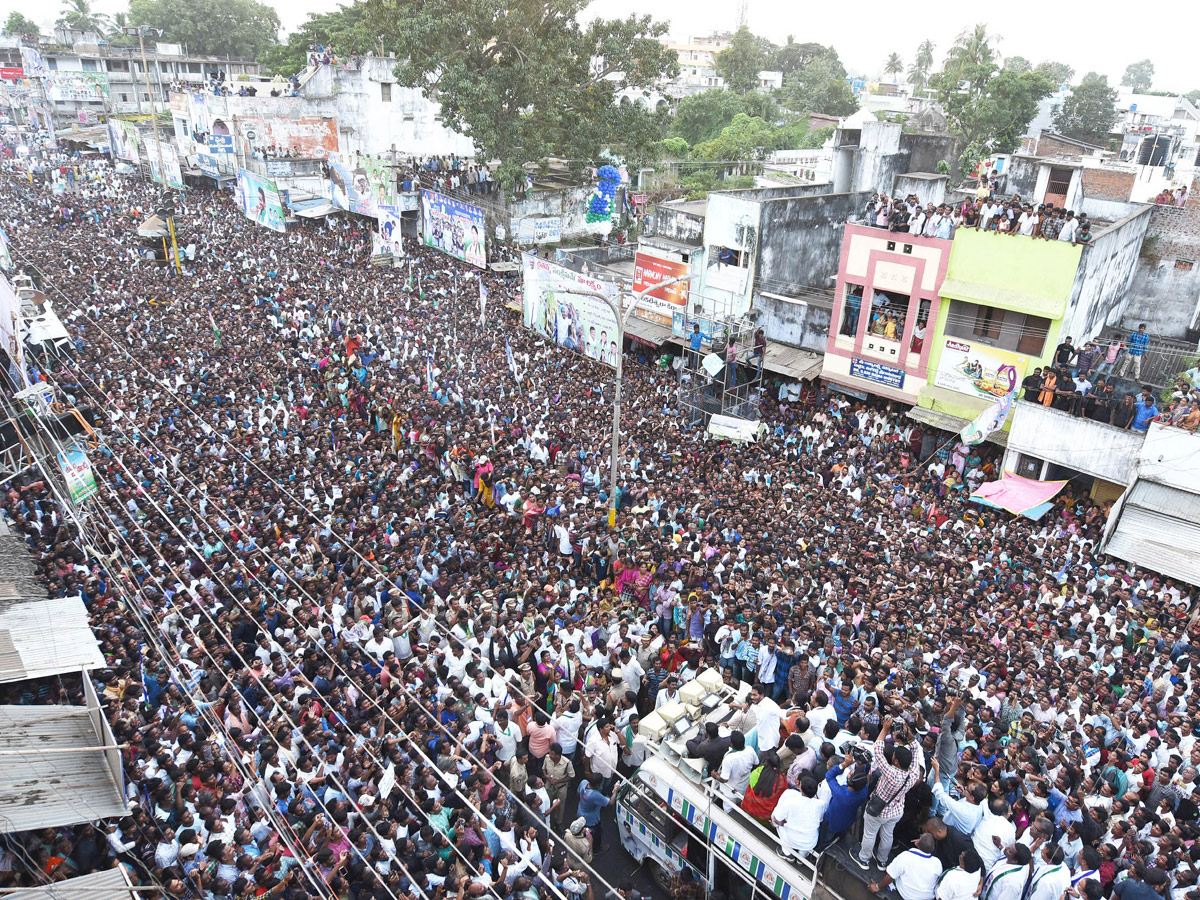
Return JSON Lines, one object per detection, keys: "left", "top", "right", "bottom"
{"left": 736, "top": 0, "right": 748, "bottom": 28}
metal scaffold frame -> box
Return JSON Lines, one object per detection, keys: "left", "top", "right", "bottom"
{"left": 676, "top": 310, "right": 763, "bottom": 428}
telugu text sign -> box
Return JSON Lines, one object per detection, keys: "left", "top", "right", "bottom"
{"left": 521, "top": 252, "right": 621, "bottom": 368}
{"left": 632, "top": 251, "right": 689, "bottom": 327}
{"left": 421, "top": 189, "right": 486, "bottom": 269}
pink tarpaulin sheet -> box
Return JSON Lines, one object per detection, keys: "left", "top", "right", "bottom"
{"left": 970, "top": 473, "right": 1068, "bottom": 515}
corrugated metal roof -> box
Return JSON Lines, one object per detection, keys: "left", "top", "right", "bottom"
{"left": 624, "top": 316, "right": 676, "bottom": 347}
{"left": 0, "top": 592, "right": 106, "bottom": 683}
{"left": 4, "top": 866, "right": 134, "bottom": 900}
{"left": 1103, "top": 481, "right": 1200, "bottom": 586}
{"left": 0, "top": 705, "right": 128, "bottom": 833}
{"left": 763, "top": 345, "right": 823, "bottom": 381}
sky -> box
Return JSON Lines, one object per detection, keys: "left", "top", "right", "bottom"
{"left": 6, "top": 0, "right": 1192, "bottom": 95}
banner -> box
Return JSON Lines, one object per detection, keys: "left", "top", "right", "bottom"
{"left": 522, "top": 252, "right": 621, "bottom": 367}
{"left": 169, "top": 92, "right": 189, "bottom": 117}
{"left": 148, "top": 142, "right": 184, "bottom": 190}
{"left": 421, "top": 189, "right": 486, "bottom": 268}
{"left": 960, "top": 388, "right": 1015, "bottom": 445}
{"left": 0, "top": 68, "right": 24, "bottom": 81}
{"left": 46, "top": 72, "right": 108, "bottom": 102}
{"left": 970, "top": 473, "right": 1067, "bottom": 516}
{"left": 108, "top": 120, "right": 140, "bottom": 164}
{"left": 58, "top": 448, "right": 98, "bottom": 505}
{"left": 197, "top": 153, "right": 220, "bottom": 179}
{"left": 934, "top": 338, "right": 1027, "bottom": 401}
{"left": 190, "top": 93, "right": 209, "bottom": 134}
{"left": 18, "top": 48, "right": 45, "bottom": 79}
{"left": 517, "top": 216, "right": 562, "bottom": 244}
{"left": 265, "top": 160, "right": 292, "bottom": 177}
{"left": 326, "top": 153, "right": 356, "bottom": 211}
{"left": 631, "top": 250, "right": 689, "bottom": 327}
{"left": 208, "top": 134, "right": 234, "bottom": 155}
{"left": 375, "top": 206, "right": 404, "bottom": 257}
{"left": 355, "top": 156, "right": 395, "bottom": 217}
{"left": 237, "top": 169, "right": 286, "bottom": 233}
{"left": 238, "top": 114, "right": 338, "bottom": 159}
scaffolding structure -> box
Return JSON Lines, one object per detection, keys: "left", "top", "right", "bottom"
{"left": 676, "top": 309, "right": 763, "bottom": 428}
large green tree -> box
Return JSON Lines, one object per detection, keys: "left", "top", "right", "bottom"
{"left": 780, "top": 52, "right": 858, "bottom": 118}
{"left": 930, "top": 26, "right": 1053, "bottom": 174}
{"left": 692, "top": 113, "right": 776, "bottom": 160}
{"left": 4, "top": 11, "right": 40, "bottom": 36}
{"left": 129, "top": 0, "right": 280, "bottom": 61}
{"left": 57, "top": 0, "right": 109, "bottom": 33}
{"left": 715, "top": 26, "right": 764, "bottom": 95}
{"left": 671, "top": 89, "right": 747, "bottom": 145}
{"left": 262, "top": 4, "right": 367, "bottom": 76}
{"left": 1054, "top": 73, "right": 1118, "bottom": 145}
{"left": 1034, "top": 61, "right": 1074, "bottom": 85}
{"left": 1121, "top": 59, "right": 1154, "bottom": 92}
{"left": 772, "top": 39, "right": 833, "bottom": 77}
{"left": 1003, "top": 56, "right": 1032, "bottom": 74}
{"left": 360, "top": 0, "right": 677, "bottom": 187}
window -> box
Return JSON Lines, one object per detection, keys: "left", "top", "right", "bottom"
{"left": 46, "top": 57, "right": 57, "bottom": 70}
{"left": 868, "top": 289, "right": 909, "bottom": 342}
{"left": 380, "top": 82, "right": 392, "bottom": 101}
{"left": 839, "top": 283, "right": 865, "bottom": 336}
{"left": 186, "top": 62, "right": 201, "bottom": 74}
{"left": 81, "top": 59, "right": 97, "bottom": 71}
{"left": 946, "top": 299, "right": 1050, "bottom": 356}
{"left": 1177, "top": 259, "right": 1194, "bottom": 271}
{"left": 108, "top": 60, "right": 129, "bottom": 71}
{"left": 119, "top": 93, "right": 128, "bottom": 102}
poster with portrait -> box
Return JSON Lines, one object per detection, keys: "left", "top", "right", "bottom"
{"left": 326, "top": 153, "right": 358, "bottom": 212}
{"left": 521, "top": 252, "right": 621, "bottom": 368}
{"left": 421, "top": 189, "right": 486, "bottom": 269}
{"left": 108, "top": 120, "right": 140, "bottom": 164}
{"left": 236, "top": 169, "right": 286, "bottom": 233}
{"left": 349, "top": 156, "right": 394, "bottom": 218}
{"left": 374, "top": 206, "right": 404, "bottom": 257}
{"left": 934, "top": 338, "right": 1028, "bottom": 400}
{"left": 147, "top": 141, "right": 184, "bottom": 191}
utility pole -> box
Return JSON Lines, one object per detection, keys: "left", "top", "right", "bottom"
{"left": 130, "top": 26, "right": 181, "bottom": 274}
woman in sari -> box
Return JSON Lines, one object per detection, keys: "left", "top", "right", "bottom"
{"left": 534, "top": 649, "right": 564, "bottom": 712}
{"left": 741, "top": 751, "right": 787, "bottom": 825}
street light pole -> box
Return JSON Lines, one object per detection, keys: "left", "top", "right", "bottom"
{"left": 545, "top": 273, "right": 698, "bottom": 529}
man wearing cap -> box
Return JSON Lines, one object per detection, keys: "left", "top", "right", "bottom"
{"left": 563, "top": 817, "right": 593, "bottom": 864}
{"left": 543, "top": 743, "right": 575, "bottom": 832}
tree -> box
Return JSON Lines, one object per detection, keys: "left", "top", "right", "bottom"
{"left": 907, "top": 39, "right": 935, "bottom": 93}
{"left": 1003, "top": 55, "right": 1031, "bottom": 74}
{"left": 262, "top": 4, "right": 368, "bottom": 75}
{"left": 129, "top": 0, "right": 281, "bottom": 61}
{"left": 4, "top": 12, "right": 40, "bottom": 36}
{"left": 772, "top": 39, "right": 832, "bottom": 77}
{"left": 715, "top": 26, "right": 764, "bottom": 95}
{"left": 740, "top": 91, "right": 779, "bottom": 122}
{"left": 671, "top": 89, "right": 748, "bottom": 146}
{"left": 1034, "top": 61, "right": 1073, "bottom": 86}
{"left": 884, "top": 53, "right": 903, "bottom": 81}
{"left": 1122, "top": 59, "right": 1154, "bottom": 92}
{"left": 1054, "top": 73, "right": 1118, "bottom": 145}
{"left": 361, "top": 0, "right": 679, "bottom": 186}
{"left": 780, "top": 54, "right": 858, "bottom": 118}
{"left": 930, "top": 29, "right": 1053, "bottom": 175}
{"left": 1186, "top": 89, "right": 1200, "bottom": 103}
{"left": 57, "top": 0, "right": 110, "bottom": 33}
{"left": 692, "top": 113, "right": 776, "bottom": 160}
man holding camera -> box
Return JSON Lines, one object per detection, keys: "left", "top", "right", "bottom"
{"left": 858, "top": 716, "right": 920, "bottom": 870}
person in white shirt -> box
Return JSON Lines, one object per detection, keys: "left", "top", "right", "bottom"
{"left": 973, "top": 799, "right": 1017, "bottom": 870}
{"left": 1028, "top": 845, "right": 1071, "bottom": 900}
{"left": 980, "top": 843, "right": 1033, "bottom": 900}
{"left": 715, "top": 731, "right": 759, "bottom": 795}
{"left": 869, "top": 834, "right": 943, "bottom": 900}
{"left": 748, "top": 682, "right": 784, "bottom": 752}
{"left": 935, "top": 849, "right": 985, "bottom": 900}
{"left": 771, "top": 775, "right": 827, "bottom": 859}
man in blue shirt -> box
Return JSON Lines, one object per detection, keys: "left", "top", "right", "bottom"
{"left": 687, "top": 323, "right": 704, "bottom": 373}
{"left": 818, "top": 750, "right": 870, "bottom": 849}
{"left": 1131, "top": 387, "right": 1158, "bottom": 433}
{"left": 577, "top": 773, "right": 614, "bottom": 852}
{"left": 1122, "top": 323, "right": 1150, "bottom": 380}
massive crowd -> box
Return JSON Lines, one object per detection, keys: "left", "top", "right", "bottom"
{"left": 0, "top": 155, "right": 1198, "bottom": 900}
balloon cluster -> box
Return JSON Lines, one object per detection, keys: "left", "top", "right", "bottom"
{"left": 585, "top": 165, "right": 622, "bottom": 236}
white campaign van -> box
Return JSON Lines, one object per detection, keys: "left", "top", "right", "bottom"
{"left": 11, "top": 274, "right": 73, "bottom": 358}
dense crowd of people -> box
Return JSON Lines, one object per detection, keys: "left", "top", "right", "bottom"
{"left": 0, "top": 154, "right": 1199, "bottom": 900}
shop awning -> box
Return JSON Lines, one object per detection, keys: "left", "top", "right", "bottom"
{"left": 624, "top": 316, "right": 676, "bottom": 347}
{"left": 906, "top": 405, "right": 1010, "bottom": 447}
{"left": 938, "top": 277, "right": 1067, "bottom": 320}
{"left": 3, "top": 868, "right": 136, "bottom": 900}
{"left": 970, "top": 473, "right": 1067, "bottom": 516}
{"left": 295, "top": 201, "right": 338, "bottom": 219}
{"left": 762, "top": 344, "right": 823, "bottom": 381}
{"left": 1104, "top": 480, "right": 1200, "bottom": 586}
{"left": 489, "top": 261, "right": 521, "bottom": 273}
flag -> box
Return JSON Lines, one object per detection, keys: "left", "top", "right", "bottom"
{"left": 505, "top": 337, "right": 516, "bottom": 379}
{"left": 426, "top": 352, "right": 436, "bottom": 393}
{"left": 479, "top": 282, "right": 489, "bottom": 326}
{"left": 960, "top": 387, "right": 1015, "bottom": 445}
{"left": 418, "top": 269, "right": 425, "bottom": 301}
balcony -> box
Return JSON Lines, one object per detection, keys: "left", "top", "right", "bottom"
{"left": 1007, "top": 400, "right": 1145, "bottom": 485}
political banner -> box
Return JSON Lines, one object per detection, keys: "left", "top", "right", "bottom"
{"left": 190, "top": 93, "right": 209, "bottom": 134}
{"left": 961, "top": 387, "right": 1015, "bottom": 445}
{"left": 148, "top": 142, "right": 184, "bottom": 190}
{"left": 631, "top": 250, "right": 689, "bottom": 327}
{"left": 934, "top": 338, "right": 1028, "bottom": 401}
{"left": 265, "top": 160, "right": 292, "bottom": 177}
{"left": 518, "top": 216, "right": 562, "bottom": 244}
{"left": 237, "top": 114, "right": 338, "bottom": 159}
{"left": 208, "top": 134, "right": 234, "bottom": 155}
{"left": 375, "top": 206, "right": 404, "bottom": 257}
{"left": 46, "top": 72, "right": 108, "bottom": 102}
{"left": 169, "top": 92, "right": 189, "bottom": 117}
{"left": 58, "top": 448, "right": 98, "bottom": 505}
{"left": 349, "top": 156, "right": 394, "bottom": 218}
{"left": 522, "top": 252, "right": 621, "bottom": 367}
{"left": 326, "top": 153, "right": 356, "bottom": 211}
{"left": 421, "top": 189, "right": 486, "bottom": 269}
{"left": 108, "top": 120, "right": 140, "bottom": 164}
{"left": 18, "top": 48, "right": 45, "bottom": 78}
{"left": 197, "top": 153, "right": 220, "bottom": 179}
{"left": 237, "top": 169, "right": 286, "bottom": 233}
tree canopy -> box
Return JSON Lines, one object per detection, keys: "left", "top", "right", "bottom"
{"left": 57, "top": 0, "right": 109, "bottom": 33}
{"left": 671, "top": 89, "right": 752, "bottom": 145}
{"left": 907, "top": 39, "right": 935, "bottom": 93}
{"left": 129, "top": 0, "right": 280, "bottom": 60}
{"left": 261, "top": 3, "right": 367, "bottom": 76}
{"left": 715, "top": 26, "right": 764, "bottom": 95}
{"left": 1034, "top": 61, "right": 1074, "bottom": 86}
{"left": 1054, "top": 73, "right": 1118, "bottom": 146}
{"left": 1121, "top": 59, "right": 1154, "bottom": 92}
{"left": 780, "top": 50, "right": 858, "bottom": 118}
{"left": 359, "top": 0, "right": 677, "bottom": 188}
{"left": 4, "top": 11, "right": 40, "bottom": 36}
{"left": 929, "top": 26, "right": 1053, "bottom": 175}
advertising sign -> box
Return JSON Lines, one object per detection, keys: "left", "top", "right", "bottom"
{"left": 517, "top": 216, "right": 562, "bottom": 244}
{"left": 18, "top": 48, "right": 45, "bottom": 78}
{"left": 190, "top": 93, "right": 209, "bottom": 134}
{"left": 934, "top": 338, "right": 1027, "bottom": 400}
{"left": 58, "top": 448, "right": 98, "bottom": 504}
{"left": 169, "top": 92, "right": 189, "bottom": 117}
{"left": 208, "top": 134, "right": 234, "bottom": 155}
{"left": 237, "top": 169, "right": 286, "bottom": 233}
{"left": 238, "top": 115, "right": 338, "bottom": 159}
{"left": 631, "top": 250, "right": 689, "bottom": 327}
{"left": 108, "top": 120, "right": 140, "bottom": 163}
{"left": 421, "top": 189, "right": 486, "bottom": 269}
{"left": 46, "top": 72, "right": 108, "bottom": 102}
{"left": 265, "top": 160, "right": 292, "bottom": 177}
{"left": 522, "top": 252, "right": 621, "bottom": 368}
{"left": 375, "top": 206, "right": 404, "bottom": 257}
{"left": 0, "top": 68, "right": 25, "bottom": 82}
{"left": 148, "top": 142, "right": 184, "bottom": 190}
{"left": 849, "top": 357, "right": 906, "bottom": 390}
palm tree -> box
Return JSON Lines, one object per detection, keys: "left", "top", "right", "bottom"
{"left": 907, "top": 39, "right": 935, "bottom": 93}
{"left": 884, "top": 53, "right": 903, "bottom": 82}
{"left": 105, "top": 12, "right": 131, "bottom": 42}
{"left": 944, "top": 24, "right": 997, "bottom": 78}
{"left": 56, "top": 0, "right": 110, "bottom": 35}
